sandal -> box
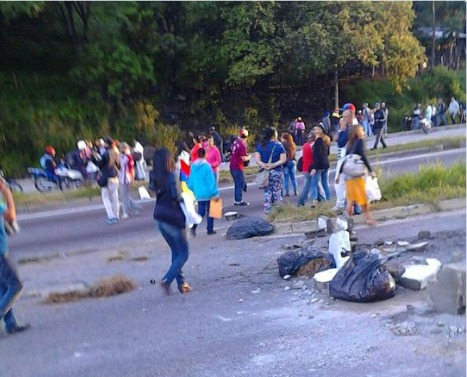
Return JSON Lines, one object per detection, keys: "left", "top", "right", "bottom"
{"left": 178, "top": 282, "right": 192, "bottom": 294}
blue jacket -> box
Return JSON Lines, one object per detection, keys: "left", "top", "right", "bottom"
{"left": 188, "top": 159, "right": 219, "bottom": 201}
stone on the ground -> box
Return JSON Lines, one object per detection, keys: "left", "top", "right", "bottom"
{"left": 398, "top": 240, "right": 410, "bottom": 247}
{"left": 418, "top": 230, "right": 431, "bottom": 239}
{"left": 399, "top": 258, "right": 442, "bottom": 290}
{"left": 305, "top": 229, "right": 327, "bottom": 238}
{"left": 406, "top": 241, "right": 429, "bottom": 251}
{"left": 292, "top": 280, "right": 305, "bottom": 289}
{"left": 317, "top": 215, "right": 328, "bottom": 230}
{"left": 427, "top": 261, "right": 466, "bottom": 315}
{"left": 386, "top": 264, "right": 406, "bottom": 283}
{"left": 283, "top": 274, "right": 291, "bottom": 280}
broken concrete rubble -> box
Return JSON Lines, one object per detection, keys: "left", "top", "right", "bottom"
{"left": 399, "top": 258, "right": 442, "bottom": 290}
{"left": 427, "top": 261, "right": 466, "bottom": 315}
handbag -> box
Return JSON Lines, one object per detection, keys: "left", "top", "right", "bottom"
{"left": 255, "top": 144, "right": 277, "bottom": 189}
{"left": 96, "top": 171, "right": 108, "bottom": 187}
{"left": 209, "top": 197, "right": 223, "bottom": 219}
{"left": 365, "top": 176, "right": 382, "bottom": 202}
{"left": 341, "top": 154, "right": 365, "bottom": 177}
{"left": 297, "top": 157, "right": 303, "bottom": 172}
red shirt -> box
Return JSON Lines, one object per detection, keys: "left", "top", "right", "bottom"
{"left": 302, "top": 141, "right": 314, "bottom": 173}
{"left": 229, "top": 138, "right": 247, "bottom": 171}
{"left": 190, "top": 143, "right": 202, "bottom": 163}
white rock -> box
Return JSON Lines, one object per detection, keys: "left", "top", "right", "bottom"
{"left": 292, "top": 280, "right": 305, "bottom": 289}
{"left": 238, "top": 299, "right": 244, "bottom": 302}
{"left": 384, "top": 241, "right": 394, "bottom": 246}
{"left": 283, "top": 275, "right": 291, "bottom": 280}
{"left": 398, "top": 240, "right": 410, "bottom": 247}
{"left": 284, "top": 286, "right": 291, "bottom": 291}
{"left": 310, "top": 298, "right": 319, "bottom": 304}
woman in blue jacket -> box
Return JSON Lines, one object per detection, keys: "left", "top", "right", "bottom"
{"left": 188, "top": 148, "right": 219, "bottom": 236}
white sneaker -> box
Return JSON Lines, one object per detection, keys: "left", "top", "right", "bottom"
{"left": 331, "top": 206, "right": 345, "bottom": 212}
{"left": 122, "top": 213, "right": 130, "bottom": 220}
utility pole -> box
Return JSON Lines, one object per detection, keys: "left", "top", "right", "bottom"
{"left": 334, "top": 64, "right": 339, "bottom": 110}
{"left": 431, "top": 1, "right": 436, "bottom": 69}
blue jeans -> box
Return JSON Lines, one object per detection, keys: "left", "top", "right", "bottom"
{"left": 362, "top": 120, "right": 370, "bottom": 137}
{"left": 297, "top": 172, "right": 311, "bottom": 206}
{"left": 0, "top": 254, "right": 23, "bottom": 330}
{"left": 283, "top": 160, "right": 298, "bottom": 195}
{"left": 230, "top": 169, "right": 245, "bottom": 203}
{"left": 194, "top": 200, "right": 214, "bottom": 233}
{"left": 311, "top": 169, "right": 331, "bottom": 201}
{"left": 157, "top": 221, "right": 189, "bottom": 287}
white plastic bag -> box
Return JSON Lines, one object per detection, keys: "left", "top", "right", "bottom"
{"left": 365, "top": 176, "right": 382, "bottom": 202}
{"left": 180, "top": 192, "right": 202, "bottom": 228}
{"left": 138, "top": 186, "right": 151, "bottom": 200}
{"left": 328, "top": 230, "right": 351, "bottom": 269}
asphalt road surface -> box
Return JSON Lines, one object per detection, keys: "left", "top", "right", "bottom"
{"left": 11, "top": 148, "right": 466, "bottom": 260}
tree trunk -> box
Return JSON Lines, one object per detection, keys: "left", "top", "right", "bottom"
{"left": 334, "top": 67, "right": 339, "bottom": 110}
{"left": 431, "top": 1, "right": 436, "bottom": 69}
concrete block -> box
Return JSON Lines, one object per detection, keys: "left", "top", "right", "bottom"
{"left": 427, "top": 261, "right": 466, "bottom": 315}
{"left": 291, "top": 221, "right": 319, "bottom": 233}
{"left": 274, "top": 223, "right": 293, "bottom": 234}
{"left": 399, "top": 258, "right": 442, "bottom": 290}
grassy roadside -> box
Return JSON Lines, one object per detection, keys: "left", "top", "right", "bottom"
{"left": 218, "top": 136, "right": 466, "bottom": 182}
{"left": 269, "top": 162, "right": 466, "bottom": 223}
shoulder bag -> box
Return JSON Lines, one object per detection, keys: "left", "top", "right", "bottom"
{"left": 255, "top": 143, "right": 277, "bottom": 189}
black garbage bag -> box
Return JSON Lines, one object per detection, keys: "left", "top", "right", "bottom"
{"left": 226, "top": 216, "right": 274, "bottom": 240}
{"left": 277, "top": 249, "right": 335, "bottom": 278}
{"left": 329, "top": 250, "right": 396, "bottom": 303}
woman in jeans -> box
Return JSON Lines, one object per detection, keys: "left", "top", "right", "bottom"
{"left": 336, "top": 125, "right": 377, "bottom": 226}
{"left": 151, "top": 148, "right": 192, "bottom": 295}
{"left": 254, "top": 127, "right": 287, "bottom": 214}
{"left": 308, "top": 123, "right": 331, "bottom": 207}
{"left": 280, "top": 132, "right": 298, "bottom": 197}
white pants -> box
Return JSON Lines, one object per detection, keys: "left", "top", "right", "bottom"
{"left": 119, "top": 183, "right": 141, "bottom": 215}
{"left": 102, "top": 177, "right": 120, "bottom": 220}
{"left": 334, "top": 149, "right": 347, "bottom": 208}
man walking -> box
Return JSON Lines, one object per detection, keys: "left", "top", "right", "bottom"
{"left": 229, "top": 129, "right": 250, "bottom": 206}
{"left": 448, "top": 97, "right": 460, "bottom": 124}
{"left": 371, "top": 102, "right": 387, "bottom": 150}
{"left": 209, "top": 127, "right": 224, "bottom": 162}
{"left": 437, "top": 98, "right": 448, "bottom": 126}
{"left": 188, "top": 148, "right": 219, "bottom": 236}
{"left": 0, "top": 181, "right": 30, "bottom": 335}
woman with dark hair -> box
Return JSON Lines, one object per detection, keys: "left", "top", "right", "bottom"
{"left": 308, "top": 123, "right": 331, "bottom": 207}
{"left": 254, "top": 127, "right": 287, "bottom": 214}
{"left": 336, "top": 125, "right": 377, "bottom": 226}
{"left": 151, "top": 148, "right": 192, "bottom": 294}
{"left": 280, "top": 132, "right": 298, "bottom": 197}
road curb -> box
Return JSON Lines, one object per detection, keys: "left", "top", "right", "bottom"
{"left": 273, "top": 198, "right": 466, "bottom": 234}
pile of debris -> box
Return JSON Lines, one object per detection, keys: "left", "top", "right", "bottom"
{"left": 276, "top": 218, "right": 466, "bottom": 314}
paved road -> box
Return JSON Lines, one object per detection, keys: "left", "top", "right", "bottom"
{"left": 1, "top": 210, "right": 465, "bottom": 377}
{"left": 10, "top": 148, "right": 466, "bottom": 260}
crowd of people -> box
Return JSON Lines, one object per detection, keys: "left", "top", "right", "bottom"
{"left": 1, "top": 95, "right": 464, "bottom": 333}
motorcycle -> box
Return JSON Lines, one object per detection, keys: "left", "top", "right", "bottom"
{"left": 0, "top": 170, "right": 23, "bottom": 193}
{"left": 28, "top": 165, "right": 83, "bottom": 192}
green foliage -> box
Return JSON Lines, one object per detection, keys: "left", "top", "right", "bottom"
{"left": 344, "top": 66, "right": 466, "bottom": 132}
{"left": 380, "top": 162, "right": 466, "bottom": 201}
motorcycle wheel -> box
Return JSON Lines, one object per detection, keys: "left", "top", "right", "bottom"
{"left": 8, "top": 180, "right": 23, "bottom": 193}
{"left": 35, "top": 177, "right": 54, "bottom": 193}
